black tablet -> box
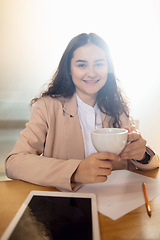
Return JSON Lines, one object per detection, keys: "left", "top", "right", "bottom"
{"left": 1, "top": 191, "right": 100, "bottom": 240}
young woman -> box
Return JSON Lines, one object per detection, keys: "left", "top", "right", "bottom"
{"left": 5, "top": 33, "right": 159, "bottom": 191}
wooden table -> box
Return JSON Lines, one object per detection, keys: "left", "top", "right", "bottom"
{"left": 1, "top": 169, "right": 160, "bottom": 240}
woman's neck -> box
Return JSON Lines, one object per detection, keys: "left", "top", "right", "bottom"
{"left": 76, "top": 92, "right": 97, "bottom": 107}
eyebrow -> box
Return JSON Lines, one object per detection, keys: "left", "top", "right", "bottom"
{"left": 75, "top": 59, "right": 106, "bottom": 63}
{"left": 95, "top": 59, "right": 106, "bottom": 62}
{"left": 76, "top": 60, "right": 87, "bottom": 63}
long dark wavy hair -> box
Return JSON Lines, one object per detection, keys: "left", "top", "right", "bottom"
{"left": 31, "top": 33, "right": 130, "bottom": 128}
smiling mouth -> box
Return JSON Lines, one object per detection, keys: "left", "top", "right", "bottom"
{"left": 83, "top": 79, "right": 100, "bottom": 83}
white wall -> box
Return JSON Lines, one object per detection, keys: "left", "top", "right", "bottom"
{"left": 0, "top": 0, "right": 160, "bottom": 155}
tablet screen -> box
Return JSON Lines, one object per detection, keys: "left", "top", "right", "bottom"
{"left": 2, "top": 191, "right": 100, "bottom": 240}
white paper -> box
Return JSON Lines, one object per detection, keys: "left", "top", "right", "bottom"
{"left": 77, "top": 170, "right": 160, "bottom": 220}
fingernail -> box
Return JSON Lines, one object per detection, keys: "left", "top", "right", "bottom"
{"left": 118, "top": 156, "right": 121, "bottom": 161}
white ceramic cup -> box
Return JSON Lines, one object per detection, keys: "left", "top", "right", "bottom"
{"left": 91, "top": 128, "right": 128, "bottom": 155}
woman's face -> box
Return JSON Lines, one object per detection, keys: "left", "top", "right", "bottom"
{"left": 70, "top": 43, "right": 108, "bottom": 106}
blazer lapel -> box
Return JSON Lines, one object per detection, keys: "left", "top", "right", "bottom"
{"left": 63, "top": 94, "right": 85, "bottom": 160}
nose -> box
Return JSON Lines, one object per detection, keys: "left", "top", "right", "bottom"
{"left": 87, "top": 67, "right": 97, "bottom": 79}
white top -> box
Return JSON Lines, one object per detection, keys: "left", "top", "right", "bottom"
{"left": 76, "top": 94, "right": 102, "bottom": 158}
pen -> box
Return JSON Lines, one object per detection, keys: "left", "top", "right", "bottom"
{"left": 142, "top": 182, "right": 151, "bottom": 217}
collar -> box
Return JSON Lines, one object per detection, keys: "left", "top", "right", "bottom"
{"left": 59, "top": 93, "right": 111, "bottom": 127}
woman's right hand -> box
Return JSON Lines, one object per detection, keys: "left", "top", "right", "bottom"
{"left": 71, "top": 152, "right": 121, "bottom": 184}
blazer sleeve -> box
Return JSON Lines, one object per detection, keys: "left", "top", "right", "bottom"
{"left": 5, "top": 98, "right": 82, "bottom": 191}
{"left": 131, "top": 147, "right": 160, "bottom": 170}
{"left": 120, "top": 113, "right": 160, "bottom": 170}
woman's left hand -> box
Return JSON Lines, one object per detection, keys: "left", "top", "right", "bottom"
{"left": 119, "top": 128, "right": 147, "bottom": 161}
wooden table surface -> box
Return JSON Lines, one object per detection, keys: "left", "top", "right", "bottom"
{"left": 1, "top": 169, "right": 160, "bottom": 240}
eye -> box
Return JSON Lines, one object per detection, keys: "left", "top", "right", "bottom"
{"left": 78, "top": 63, "right": 87, "bottom": 68}
{"left": 95, "top": 62, "right": 104, "bottom": 67}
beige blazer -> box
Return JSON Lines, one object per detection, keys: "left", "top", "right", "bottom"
{"left": 5, "top": 94, "right": 159, "bottom": 191}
